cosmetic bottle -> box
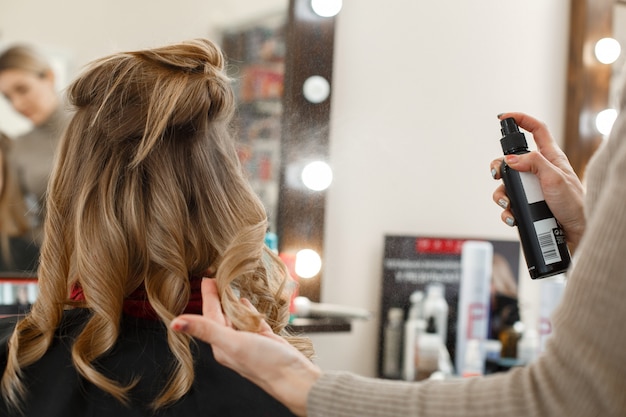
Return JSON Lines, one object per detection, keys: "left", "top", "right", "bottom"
{"left": 423, "top": 282, "right": 449, "bottom": 346}
{"left": 498, "top": 306, "right": 523, "bottom": 359}
{"left": 456, "top": 241, "right": 493, "bottom": 376}
{"left": 415, "top": 316, "right": 444, "bottom": 381}
{"left": 538, "top": 275, "right": 566, "bottom": 352}
{"left": 403, "top": 291, "right": 425, "bottom": 381}
{"left": 382, "top": 307, "right": 404, "bottom": 379}
{"left": 461, "top": 339, "right": 484, "bottom": 378}
{"left": 499, "top": 118, "right": 571, "bottom": 279}
{"left": 264, "top": 231, "right": 279, "bottom": 254}
{"left": 517, "top": 327, "right": 539, "bottom": 365}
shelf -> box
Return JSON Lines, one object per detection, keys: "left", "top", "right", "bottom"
{"left": 287, "top": 317, "right": 352, "bottom": 333}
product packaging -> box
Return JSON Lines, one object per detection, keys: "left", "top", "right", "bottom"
{"left": 382, "top": 307, "right": 404, "bottom": 379}
{"left": 455, "top": 240, "right": 493, "bottom": 376}
{"left": 423, "top": 282, "right": 449, "bottom": 346}
{"left": 403, "top": 290, "right": 425, "bottom": 381}
{"left": 538, "top": 275, "right": 567, "bottom": 352}
{"left": 499, "top": 117, "right": 571, "bottom": 279}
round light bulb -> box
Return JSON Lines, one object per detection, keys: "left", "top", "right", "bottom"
{"left": 295, "top": 249, "right": 322, "bottom": 278}
{"left": 301, "top": 160, "right": 333, "bottom": 191}
{"left": 311, "top": 0, "right": 342, "bottom": 17}
{"left": 302, "top": 75, "right": 330, "bottom": 103}
{"left": 595, "top": 108, "right": 617, "bottom": 136}
{"left": 594, "top": 37, "right": 621, "bottom": 64}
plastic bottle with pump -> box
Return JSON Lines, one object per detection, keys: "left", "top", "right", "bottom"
{"left": 423, "top": 282, "right": 449, "bottom": 346}
{"left": 499, "top": 117, "right": 571, "bottom": 279}
{"left": 403, "top": 291, "right": 425, "bottom": 381}
{"left": 415, "top": 316, "right": 445, "bottom": 381}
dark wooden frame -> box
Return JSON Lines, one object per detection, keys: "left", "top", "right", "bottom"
{"left": 278, "top": 0, "right": 336, "bottom": 301}
{"left": 563, "top": 0, "right": 615, "bottom": 178}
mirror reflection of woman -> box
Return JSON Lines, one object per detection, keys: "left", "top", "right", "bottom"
{"left": 0, "top": 132, "right": 39, "bottom": 273}
{"left": 0, "top": 44, "right": 71, "bottom": 243}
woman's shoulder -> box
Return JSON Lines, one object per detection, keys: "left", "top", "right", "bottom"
{"left": 0, "top": 311, "right": 296, "bottom": 416}
{"left": 0, "top": 308, "right": 91, "bottom": 339}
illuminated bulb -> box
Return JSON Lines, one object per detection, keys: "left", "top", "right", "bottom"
{"left": 595, "top": 108, "right": 617, "bottom": 136}
{"left": 594, "top": 38, "right": 621, "bottom": 64}
{"left": 303, "top": 75, "right": 330, "bottom": 103}
{"left": 301, "top": 160, "right": 333, "bottom": 191}
{"left": 295, "top": 249, "right": 322, "bottom": 278}
{"left": 311, "top": 0, "right": 342, "bottom": 17}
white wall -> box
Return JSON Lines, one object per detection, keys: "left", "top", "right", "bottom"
{"left": 0, "top": 0, "right": 571, "bottom": 377}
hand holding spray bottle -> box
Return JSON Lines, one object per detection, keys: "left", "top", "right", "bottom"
{"left": 498, "top": 118, "right": 571, "bottom": 279}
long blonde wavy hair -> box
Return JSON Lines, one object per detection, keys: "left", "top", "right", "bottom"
{"left": 1, "top": 38, "right": 312, "bottom": 411}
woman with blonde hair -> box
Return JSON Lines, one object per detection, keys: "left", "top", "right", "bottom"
{"left": 0, "top": 38, "right": 309, "bottom": 416}
{"left": 0, "top": 44, "right": 71, "bottom": 242}
{"left": 0, "top": 132, "right": 38, "bottom": 272}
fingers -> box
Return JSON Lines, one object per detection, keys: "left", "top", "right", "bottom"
{"left": 494, "top": 112, "right": 583, "bottom": 236}
{"left": 497, "top": 112, "right": 570, "bottom": 171}
{"left": 171, "top": 314, "right": 249, "bottom": 372}
{"left": 239, "top": 298, "right": 274, "bottom": 335}
{"left": 503, "top": 151, "right": 567, "bottom": 189}
{"left": 201, "top": 278, "right": 226, "bottom": 326}
{"left": 171, "top": 313, "right": 232, "bottom": 346}
{"left": 491, "top": 165, "right": 515, "bottom": 227}
{"left": 498, "top": 112, "right": 554, "bottom": 150}
{"left": 490, "top": 158, "right": 503, "bottom": 179}
{"left": 176, "top": 278, "right": 279, "bottom": 341}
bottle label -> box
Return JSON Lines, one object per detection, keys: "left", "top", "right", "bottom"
{"left": 533, "top": 218, "right": 563, "bottom": 265}
{"left": 466, "top": 302, "right": 488, "bottom": 339}
{"left": 519, "top": 172, "right": 545, "bottom": 204}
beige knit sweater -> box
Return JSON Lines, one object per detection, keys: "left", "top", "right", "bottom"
{"left": 308, "top": 110, "right": 626, "bottom": 416}
{"left": 10, "top": 103, "right": 70, "bottom": 243}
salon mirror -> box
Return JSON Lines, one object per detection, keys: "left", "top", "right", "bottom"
{"left": 610, "top": 2, "right": 626, "bottom": 110}
{"left": 0, "top": 0, "right": 333, "bottom": 301}
{"left": 563, "top": 0, "right": 619, "bottom": 178}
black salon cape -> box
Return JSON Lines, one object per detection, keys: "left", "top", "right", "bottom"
{"left": 0, "top": 308, "right": 296, "bottom": 417}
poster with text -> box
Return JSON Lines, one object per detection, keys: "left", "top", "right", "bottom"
{"left": 377, "top": 235, "right": 520, "bottom": 379}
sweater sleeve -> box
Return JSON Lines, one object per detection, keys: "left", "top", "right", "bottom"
{"left": 307, "top": 114, "right": 626, "bottom": 417}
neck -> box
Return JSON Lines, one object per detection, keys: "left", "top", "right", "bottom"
{"left": 70, "top": 275, "right": 204, "bottom": 320}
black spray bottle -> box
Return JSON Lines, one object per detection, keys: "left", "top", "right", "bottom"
{"left": 499, "top": 117, "right": 570, "bottom": 279}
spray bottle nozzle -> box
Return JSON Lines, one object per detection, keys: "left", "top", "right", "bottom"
{"left": 499, "top": 117, "right": 528, "bottom": 155}
{"left": 500, "top": 117, "right": 520, "bottom": 136}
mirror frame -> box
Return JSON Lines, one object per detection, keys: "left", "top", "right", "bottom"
{"left": 563, "top": 0, "right": 614, "bottom": 178}
{"left": 277, "top": 0, "right": 336, "bottom": 302}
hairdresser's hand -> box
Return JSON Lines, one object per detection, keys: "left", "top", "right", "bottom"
{"left": 490, "top": 112, "right": 586, "bottom": 253}
{"left": 171, "top": 279, "right": 320, "bottom": 417}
